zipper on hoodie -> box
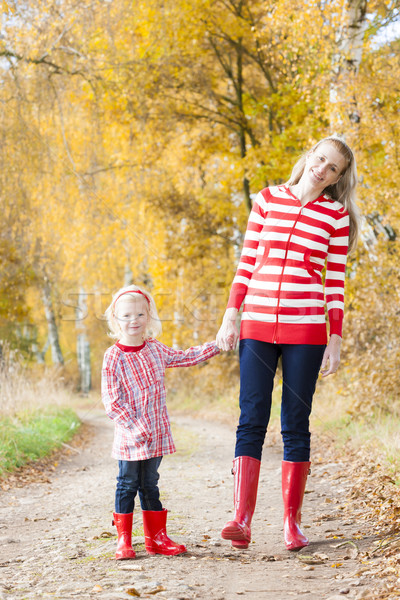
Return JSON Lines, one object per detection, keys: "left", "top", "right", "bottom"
{"left": 272, "top": 204, "right": 304, "bottom": 344}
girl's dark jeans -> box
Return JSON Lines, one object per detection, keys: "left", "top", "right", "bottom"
{"left": 235, "top": 339, "right": 325, "bottom": 462}
{"left": 115, "top": 456, "right": 163, "bottom": 513}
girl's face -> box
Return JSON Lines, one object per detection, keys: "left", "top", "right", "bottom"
{"left": 304, "top": 142, "right": 346, "bottom": 192}
{"left": 114, "top": 296, "right": 149, "bottom": 345}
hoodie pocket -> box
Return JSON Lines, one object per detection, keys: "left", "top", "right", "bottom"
{"left": 304, "top": 249, "right": 321, "bottom": 281}
{"left": 253, "top": 240, "right": 271, "bottom": 276}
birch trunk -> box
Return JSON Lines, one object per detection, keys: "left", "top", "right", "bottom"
{"left": 42, "top": 279, "right": 64, "bottom": 365}
{"left": 76, "top": 289, "right": 91, "bottom": 394}
{"left": 330, "top": 0, "right": 368, "bottom": 132}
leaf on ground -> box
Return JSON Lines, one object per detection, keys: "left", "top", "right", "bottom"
{"left": 118, "top": 564, "right": 144, "bottom": 571}
{"left": 148, "top": 586, "right": 166, "bottom": 595}
{"left": 297, "top": 554, "right": 326, "bottom": 565}
{"left": 126, "top": 588, "right": 141, "bottom": 597}
{"left": 99, "top": 531, "right": 113, "bottom": 538}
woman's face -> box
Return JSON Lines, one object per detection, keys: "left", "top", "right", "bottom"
{"left": 304, "top": 142, "right": 346, "bottom": 192}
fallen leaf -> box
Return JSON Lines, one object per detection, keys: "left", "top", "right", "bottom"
{"left": 148, "top": 586, "right": 166, "bottom": 595}
{"left": 297, "top": 554, "right": 325, "bottom": 565}
{"left": 92, "top": 585, "right": 103, "bottom": 592}
{"left": 118, "top": 564, "right": 144, "bottom": 571}
{"left": 99, "top": 531, "right": 113, "bottom": 538}
{"left": 313, "top": 553, "right": 329, "bottom": 561}
{"left": 126, "top": 588, "right": 141, "bottom": 597}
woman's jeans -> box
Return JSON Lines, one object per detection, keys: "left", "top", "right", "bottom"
{"left": 235, "top": 339, "right": 325, "bottom": 462}
{"left": 115, "top": 456, "right": 163, "bottom": 514}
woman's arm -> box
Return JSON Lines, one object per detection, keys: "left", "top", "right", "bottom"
{"left": 321, "top": 209, "right": 349, "bottom": 377}
{"left": 217, "top": 190, "right": 268, "bottom": 351}
{"left": 325, "top": 211, "right": 349, "bottom": 338}
{"left": 320, "top": 334, "right": 341, "bottom": 377}
{"left": 216, "top": 307, "right": 239, "bottom": 351}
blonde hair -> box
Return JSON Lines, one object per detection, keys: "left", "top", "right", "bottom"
{"left": 287, "top": 136, "right": 360, "bottom": 253}
{"left": 104, "top": 284, "right": 162, "bottom": 340}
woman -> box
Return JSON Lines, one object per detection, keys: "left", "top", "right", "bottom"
{"left": 217, "top": 136, "right": 359, "bottom": 551}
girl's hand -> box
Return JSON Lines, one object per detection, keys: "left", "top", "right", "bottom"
{"left": 216, "top": 308, "right": 239, "bottom": 351}
{"left": 320, "top": 334, "right": 342, "bottom": 377}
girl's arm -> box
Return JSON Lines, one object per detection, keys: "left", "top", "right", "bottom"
{"left": 101, "top": 365, "right": 150, "bottom": 441}
{"left": 160, "top": 340, "right": 220, "bottom": 369}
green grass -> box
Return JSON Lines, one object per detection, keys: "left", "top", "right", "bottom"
{"left": 0, "top": 408, "right": 81, "bottom": 477}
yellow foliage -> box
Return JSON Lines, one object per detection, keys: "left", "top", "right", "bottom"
{"left": 0, "top": 0, "right": 399, "bottom": 409}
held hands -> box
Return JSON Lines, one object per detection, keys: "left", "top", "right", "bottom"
{"left": 320, "top": 334, "right": 342, "bottom": 377}
{"left": 216, "top": 308, "right": 239, "bottom": 351}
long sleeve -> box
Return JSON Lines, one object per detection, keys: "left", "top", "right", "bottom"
{"left": 324, "top": 211, "right": 350, "bottom": 337}
{"left": 227, "top": 191, "right": 268, "bottom": 310}
{"left": 101, "top": 343, "right": 178, "bottom": 460}
{"left": 157, "top": 340, "right": 220, "bottom": 369}
{"left": 101, "top": 358, "right": 150, "bottom": 442}
{"left": 223, "top": 185, "right": 350, "bottom": 345}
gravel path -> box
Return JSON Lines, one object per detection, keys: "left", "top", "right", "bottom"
{"left": 0, "top": 408, "right": 375, "bottom": 600}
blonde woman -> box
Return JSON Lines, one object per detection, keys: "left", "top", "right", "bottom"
{"left": 217, "top": 136, "right": 360, "bottom": 551}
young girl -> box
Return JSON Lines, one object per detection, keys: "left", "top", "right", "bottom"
{"left": 102, "top": 284, "right": 220, "bottom": 560}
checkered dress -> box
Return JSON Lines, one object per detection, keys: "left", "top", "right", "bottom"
{"left": 101, "top": 338, "right": 220, "bottom": 460}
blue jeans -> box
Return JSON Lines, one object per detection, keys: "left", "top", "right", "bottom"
{"left": 235, "top": 339, "right": 325, "bottom": 462}
{"left": 115, "top": 456, "right": 163, "bottom": 514}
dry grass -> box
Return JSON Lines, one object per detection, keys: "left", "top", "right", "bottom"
{"left": 0, "top": 343, "right": 73, "bottom": 418}
{"left": 312, "top": 373, "right": 400, "bottom": 475}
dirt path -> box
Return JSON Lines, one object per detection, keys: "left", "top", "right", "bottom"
{"left": 0, "top": 408, "right": 376, "bottom": 600}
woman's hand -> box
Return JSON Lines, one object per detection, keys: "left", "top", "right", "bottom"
{"left": 320, "top": 334, "right": 342, "bottom": 377}
{"left": 216, "top": 308, "right": 239, "bottom": 351}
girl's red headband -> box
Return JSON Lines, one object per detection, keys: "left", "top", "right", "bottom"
{"left": 112, "top": 290, "right": 150, "bottom": 314}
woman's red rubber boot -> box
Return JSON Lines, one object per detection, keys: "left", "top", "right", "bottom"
{"left": 282, "top": 460, "right": 311, "bottom": 550}
{"left": 221, "top": 455, "right": 261, "bottom": 549}
{"left": 113, "top": 512, "right": 136, "bottom": 560}
{"left": 142, "top": 509, "right": 187, "bottom": 556}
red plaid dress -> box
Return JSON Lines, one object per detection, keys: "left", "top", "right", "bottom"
{"left": 102, "top": 339, "right": 220, "bottom": 460}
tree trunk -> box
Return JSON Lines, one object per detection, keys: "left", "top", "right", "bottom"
{"left": 76, "top": 289, "right": 91, "bottom": 394}
{"left": 42, "top": 279, "right": 64, "bottom": 365}
{"left": 330, "top": 0, "right": 368, "bottom": 132}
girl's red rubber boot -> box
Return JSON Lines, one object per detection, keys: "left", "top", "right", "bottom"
{"left": 113, "top": 512, "right": 136, "bottom": 560}
{"left": 282, "top": 460, "right": 310, "bottom": 550}
{"left": 221, "top": 456, "right": 261, "bottom": 549}
{"left": 142, "top": 509, "right": 187, "bottom": 556}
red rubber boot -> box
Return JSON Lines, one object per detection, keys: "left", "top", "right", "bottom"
{"left": 142, "top": 509, "right": 187, "bottom": 556}
{"left": 113, "top": 512, "right": 136, "bottom": 560}
{"left": 282, "top": 460, "right": 310, "bottom": 551}
{"left": 221, "top": 456, "right": 261, "bottom": 549}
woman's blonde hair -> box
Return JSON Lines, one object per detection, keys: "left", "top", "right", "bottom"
{"left": 104, "top": 284, "right": 162, "bottom": 340}
{"left": 287, "top": 136, "right": 360, "bottom": 253}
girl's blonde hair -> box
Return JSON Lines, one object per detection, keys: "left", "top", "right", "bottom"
{"left": 104, "top": 284, "right": 162, "bottom": 340}
{"left": 287, "top": 135, "right": 360, "bottom": 254}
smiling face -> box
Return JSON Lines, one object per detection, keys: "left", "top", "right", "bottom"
{"left": 304, "top": 141, "right": 347, "bottom": 193}
{"left": 114, "top": 296, "right": 149, "bottom": 345}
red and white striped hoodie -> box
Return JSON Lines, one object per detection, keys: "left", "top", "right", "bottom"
{"left": 227, "top": 185, "right": 350, "bottom": 345}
